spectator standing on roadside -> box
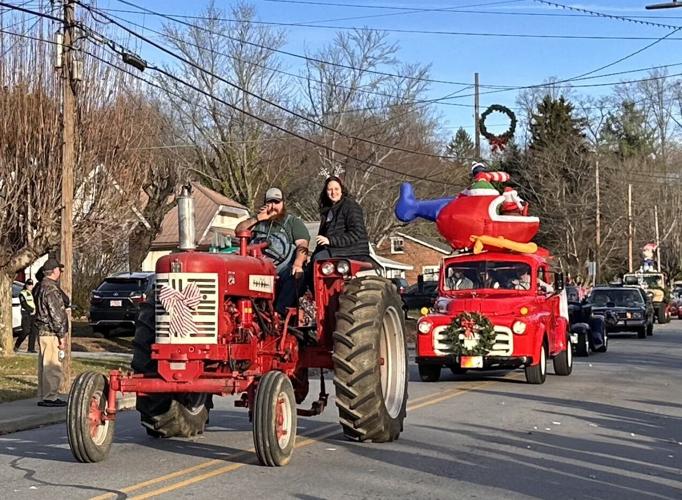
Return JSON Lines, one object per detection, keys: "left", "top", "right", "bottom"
{"left": 14, "top": 279, "right": 36, "bottom": 353}
{"left": 33, "top": 258, "right": 68, "bottom": 407}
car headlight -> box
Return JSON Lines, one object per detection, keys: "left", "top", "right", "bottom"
{"left": 417, "top": 319, "right": 433, "bottom": 334}
{"left": 512, "top": 321, "right": 527, "bottom": 334}
{"left": 321, "top": 262, "right": 335, "bottom": 275}
{"left": 632, "top": 312, "right": 642, "bottom": 319}
{"left": 336, "top": 260, "right": 350, "bottom": 275}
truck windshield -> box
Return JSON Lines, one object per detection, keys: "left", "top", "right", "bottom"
{"left": 589, "top": 289, "right": 643, "bottom": 307}
{"left": 444, "top": 261, "right": 532, "bottom": 291}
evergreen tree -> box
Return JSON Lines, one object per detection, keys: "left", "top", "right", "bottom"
{"left": 446, "top": 127, "right": 475, "bottom": 163}
{"left": 529, "top": 95, "right": 587, "bottom": 152}
{"left": 602, "top": 100, "right": 654, "bottom": 159}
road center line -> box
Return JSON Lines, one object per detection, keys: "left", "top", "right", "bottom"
{"left": 103, "top": 378, "right": 509, "bottom": 500}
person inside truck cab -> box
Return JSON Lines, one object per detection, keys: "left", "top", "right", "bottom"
{"left": 446, "top": 269, "right": 474, "bottom": 290}
{"left": 512, "top": 270, "right": 531, "bottom": 290}
{"left": 537, "top": 269, "right": 555, "bottom": 294}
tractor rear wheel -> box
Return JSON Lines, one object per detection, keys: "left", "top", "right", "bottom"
{"left": 132, "top": 301, "right": 211, "bottom": 438}
{"left": 67, "top": 372, "right": 115, "bottom": 463}
{"left": 253, "top": 371, "right": 297, "bottom": 466}
{"left": 333, "top": 276, "right": 408, "bottom": 443}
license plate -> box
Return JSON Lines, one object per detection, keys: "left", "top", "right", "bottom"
{"left": 110, "top": 300, "right": 122, "bottom": 307}
{"left": 460, "top": 356, "right": 483, "bottom": 368}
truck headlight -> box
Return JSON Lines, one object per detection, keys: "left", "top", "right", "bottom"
{"left": 512, "top": 321, "right": 527, "bottom": 334}
{"left": 417, "top": 320, "right": 433, "bottom": 334}
{"left": 321, "top": 262, "right": 335, "bottom": 275}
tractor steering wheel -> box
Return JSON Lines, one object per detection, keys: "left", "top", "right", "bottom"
{"left": 250, "top": 226, "right": 294, "bottom": 271}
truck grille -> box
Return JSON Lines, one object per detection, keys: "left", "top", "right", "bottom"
{"left": 433, "top": 325, "right": 513, "bottom": 356}
{"left": 155, "top": 273, "right": 219, "bottom": 344}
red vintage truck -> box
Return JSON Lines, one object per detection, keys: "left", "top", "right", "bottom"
{"left": 415, "top": 249, "right": 573, "bottom": 384}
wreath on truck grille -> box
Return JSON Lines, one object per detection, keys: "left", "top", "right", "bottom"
{"left": 479, "top": 104, "right": 516, "bottom": 153}
{"left": 443, "top": 312, "right": 497, "bottom": 356}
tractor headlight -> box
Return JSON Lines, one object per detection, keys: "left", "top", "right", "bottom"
{"left": 321, "top": 262, "right": 335, "bottom": 275}
{"left": 512, "top": 321, "right": 527, "bottom": 334}
{"left": 336, "top": 260, "right": 350, "bottom": 275}
{"left": 417, "top": 319, "right": 433, "bottom": 334}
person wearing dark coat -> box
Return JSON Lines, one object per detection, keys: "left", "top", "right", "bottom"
{"left": 313, "top": 176, "right": 370, "bottom": 261}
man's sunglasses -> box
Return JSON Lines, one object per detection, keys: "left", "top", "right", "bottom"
{"left": 266, "top": 199, "right": 283, "bottom": 204}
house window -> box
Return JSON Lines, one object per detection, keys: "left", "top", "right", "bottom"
{"left": 422, "top": 265, "right": 440, "bottom": 281}
{"left": 390, "top": 237, "right": 405, "bottom": 254}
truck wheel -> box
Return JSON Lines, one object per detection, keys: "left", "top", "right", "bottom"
{"left": 552, "top": 334, "right": 573, "bottom": 376}
{"left": 637, "top": 325, "right": 647, "bottom": 339}
{"left": 419, "top": 364, "right": 441, "bottom": 382}
{"left": 253, "top": 371, "right": 297, "bottom": 466}
{"left": 333, "top": 276, "right": 408, "bottom": 443}
{"left": 525, "top": 341, "right": 547, "bottom": 384}
{"left": 574, "top": 332, "right": 589, "bottom": 357}
{"left": 132, "top": 301, "right": 211, "bottom": 438}
{"left": 67, "top": 372, "right": 115, "bottom": 463}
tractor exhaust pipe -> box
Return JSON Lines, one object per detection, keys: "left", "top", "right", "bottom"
{"left": 177, "top": 185, "right": 196, "bottom": 251}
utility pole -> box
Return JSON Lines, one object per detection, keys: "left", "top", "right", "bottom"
{"left": 474, "top": 72, "right": 480, "bottom": 159}
{"left": 595, "top": 159, "right": 601, "bottom": 283}
{"left": 654, "top": 205, "right": 661, "bottom": 272}
{"left": 59, "top": 0, "right": 77, "bottom": 392}
{"left": 628, "top": 184, "right": 633, "bottom": 273}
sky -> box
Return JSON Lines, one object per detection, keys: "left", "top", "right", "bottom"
{"left": 88, "top": 0, "right": 682, "bottom": 140}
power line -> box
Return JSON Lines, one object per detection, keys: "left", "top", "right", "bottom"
{"left": 530, "top": 0, "right": 681, "bottom": 31}
{"left": 0, "top": 1, "right": 60, "bottom": 22}
{"left": 79, "top": 1, "right": 477, "bottom": 163}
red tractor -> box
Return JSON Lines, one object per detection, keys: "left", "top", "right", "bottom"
{"left": 66, "top": 187, "right": 408, "bottom": 466}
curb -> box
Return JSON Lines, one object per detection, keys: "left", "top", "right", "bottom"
{"left": 0, "top": 393, "right": 136, "bottom": 436}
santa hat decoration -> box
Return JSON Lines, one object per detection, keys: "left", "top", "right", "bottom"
{"left": 471, "top": 162, "right": 487, "bottom": 176}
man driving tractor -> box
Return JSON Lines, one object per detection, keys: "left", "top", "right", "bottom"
{"left": 236, "top": 187, "right": 310, "bottom": 314}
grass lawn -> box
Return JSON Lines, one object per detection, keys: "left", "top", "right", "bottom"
{"left": 0, "top": 356, "right": 130, "bottom": 404}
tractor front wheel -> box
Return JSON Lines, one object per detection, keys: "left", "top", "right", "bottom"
{"left": 253, "top": 371, "right": 297, "bottom": 467}
{"left": 132, "top": 301, "right": 211, "bottom": 438}
{"left": 67, "top": 372, "right": 115, "bottom": 463}
{"left": 333, "top": 276, "right": 408, "bottom": 443}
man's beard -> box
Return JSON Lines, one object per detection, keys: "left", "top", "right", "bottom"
{"left": 272, "top": 206, "right": 287, "bottom": 221}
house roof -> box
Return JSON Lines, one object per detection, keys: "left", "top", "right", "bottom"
{"left": 395, "top": 232, "right": 451, "bottom": 255}
{"left": 151, "top": 183, "right": 248, "bottom": 249}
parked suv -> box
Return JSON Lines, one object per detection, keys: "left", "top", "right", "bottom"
{"left": 390, "top": 277, "right": 409, "bottom": 295}
{"left": 11, "top": 281, "right": 23, "bottom": 335}
{"left": 89, "top": 272, "right": 154, "bottom": 336}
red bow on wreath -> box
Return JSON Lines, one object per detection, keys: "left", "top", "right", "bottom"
{"left": 460, "top": 319, "right": 476, "bottom": 339}
{"left": 489, "top": 137, "right": 508, "bottom": 153}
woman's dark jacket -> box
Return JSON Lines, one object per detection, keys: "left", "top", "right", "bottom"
{"left": 318, "top": 197, "right": 370, "bottom": 258}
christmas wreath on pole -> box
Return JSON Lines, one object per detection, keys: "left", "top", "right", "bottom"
{"left": 479, "top": 104, "right": 516, "bottom": 153}
{"left": 443, "top": 312, "right": 497, "bottom": 356}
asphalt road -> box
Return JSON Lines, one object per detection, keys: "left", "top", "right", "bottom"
{"left": 2, "top": 323, "right": 681, "bottom": 500}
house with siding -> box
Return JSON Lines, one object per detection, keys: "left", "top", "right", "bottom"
{"left": 374, "top": 231, "right": 451, "bottom": 284}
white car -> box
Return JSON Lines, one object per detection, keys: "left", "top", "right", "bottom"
{"left": 12, "top": 281, "right": 23, "bottom": 333}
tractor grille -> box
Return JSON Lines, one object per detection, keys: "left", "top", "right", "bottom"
{"left": 433, "top": 325, "right": 513, "bottom": 356}
{"left": 155, "top": 273, "right": 219, "bottom": 344}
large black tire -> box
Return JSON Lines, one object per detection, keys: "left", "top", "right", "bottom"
{"left": 552, "top": 334, "right": 573, "bottom": 376}
{"left": 656, "top": 305, "right": 670, "bottom": 324}
{"left": 253, "top": 371, "right": 297, "bottom": 466}
{"left": 132, "top": 301, "right": 210, "bottom": 438}
{"left": 596, "top": 331, "right": 608, "bottom": 353}
{"left": 333, "top": 276, "right": 408, "bottom": 443}
{"left": 574, "top": 331, "right": 590, "bottom": 357}
{"left": 67, "top": 372, "right": 115, "bottom": 463}
{"left": 525, "top": 341, "right": 547, "bottom": 384}
{"left": 418, "top": 364, "right": 441, "bottom": 382}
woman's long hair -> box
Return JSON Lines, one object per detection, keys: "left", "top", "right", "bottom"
{"left": 318, "top": 176, "right": 348, "bottom": 211}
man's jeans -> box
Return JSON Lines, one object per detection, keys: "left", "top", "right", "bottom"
{"left": 275, "top": 267, "right": 304, "bottom": 316}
